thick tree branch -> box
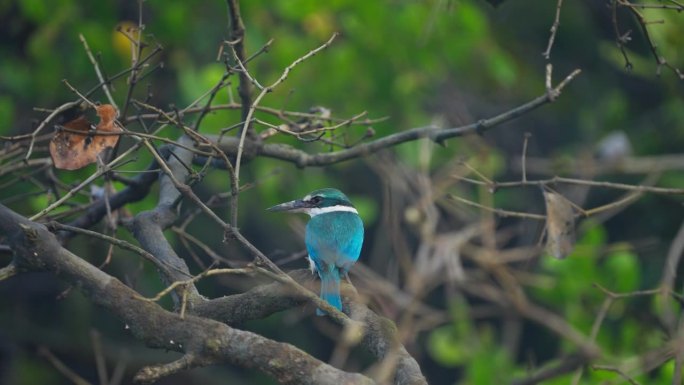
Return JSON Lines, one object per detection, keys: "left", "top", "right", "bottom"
{"left": 127, "top": 136, "right": 202, "bottom": 307}
{"left": 193, "top": 271, "right": 310, "bottom": 324}
{"left": 348, "top": 301, "right": 427, "bottom": 385}
{"left": 194, "top": 270, "right": 428, "bottom": 385}
{"left": 0, "top": 203, "right": 374, "bottom": 385}
{"left": 134, "top": 354, "right": 203, "bottom": 384}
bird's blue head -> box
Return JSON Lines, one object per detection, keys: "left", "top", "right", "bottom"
{"left": 267, "top": 188, "right": 357, "bottom": 217}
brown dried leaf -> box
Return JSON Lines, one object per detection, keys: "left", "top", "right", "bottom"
{"left": 543, "top": 190, "right": 575, "bottom": 259}
{"left": 49, "top": 104, "right": 122, "bottom": 170}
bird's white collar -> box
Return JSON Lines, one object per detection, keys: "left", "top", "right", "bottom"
{"left": 307, "top": 205, "right": 358, "bottom": 217}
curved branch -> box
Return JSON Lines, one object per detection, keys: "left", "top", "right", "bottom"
{"left": 193, "top": 271, "right": 310, "bottom": 323}
{"left": 194, "top": 270, "right": 428, "bottom": 385}
{"left": 349, "top": 301, "right": 428, "bottom": 385}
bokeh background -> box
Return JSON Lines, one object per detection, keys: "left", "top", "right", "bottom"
{"left": 1, "top": 0, "right": 684, "bottom": 384}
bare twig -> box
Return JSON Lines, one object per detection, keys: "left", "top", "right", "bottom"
{"left": 134, "top": 267, "right": 253, "bottom": 303}
{"left": 660, "top": 219, "right": 684, "bottom": 332}
{"left": 542, "top": 0, "right": 564, "bottom": 59}
{"left": 457, "top": 174, "right": 684, "bottom": 195}
{"left": 124, "top": 102, "right": 384, "bottom": 126}
{"left": 80, "top": 34, "right": 116, "bottom": 108}
{"left": 193, "top": 72, "right": 232, "bottom": 131}
{"left": 62, "top": 79, "right": 98, "bottom": 109}
{"left": 512, "top": 354, "right": 589, "bottom": 385}
{"left": 24, "top": 101, "right": 80, "bottom": 161}
{"left": 48, "top": 221, "right": 190, "bottom": 278}
{"left": 521, "top": 132, "right": 531, "bottom": 183}
{"left": 225, "top": 0, "right": 256, "bottom": 139}
{"left": 448, "top": 194, "right": 546, "bottom": 220}
{"left": 38, "top": 347, "right": 93, "bottom": 385}
{"left": 591, "top": 365, "right": 643, "bottom": 385}
{"left": 617, "top": 0, "right": 684, "bottom": 78}
{"left": 90, "top": 330, "right": 108, "bottom": 385}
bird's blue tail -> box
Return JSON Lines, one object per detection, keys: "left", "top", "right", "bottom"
{"left": 317, "top": 268, "right": 341, "bottom": 316}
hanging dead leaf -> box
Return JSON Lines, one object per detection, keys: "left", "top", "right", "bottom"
{"left": 543, "top": 190, "right": 575, "bottom": 259}
{"left": 49, "top": 104, "right": 122, "bottom": 170}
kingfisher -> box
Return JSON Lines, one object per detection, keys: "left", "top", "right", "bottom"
{"left": 268, "top": 188, "right": 364, "bottom": 315}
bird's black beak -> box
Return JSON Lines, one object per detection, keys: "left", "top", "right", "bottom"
{"left": 266, "top": 199, "right": 308, "bottom": 213}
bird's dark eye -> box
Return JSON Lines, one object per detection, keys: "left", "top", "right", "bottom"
{"left": 310, "top": 196, "right": 322, "bottom": 205}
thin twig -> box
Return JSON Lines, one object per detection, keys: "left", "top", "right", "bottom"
{"left": 29, "top": 138, "right": 147, "bottom": 221}
{"left": 80, "top": 34, "right": 116, "bottom": 108}
{"left": 90, "top": 330, "right": 108, "bottom": 385}
{"left": 225, "top": 0, "right": 255, "bottom": 139}
{"left": 582, "top": 190, "right": 642, "bottom": 217}
{"left": 38, "top": 347, "right": 93, "bottom": 385}
{"left": 591, "top": 365, "right": 643, "bottom": 385}
{"left": 24, "top": 101, "right": 80, "bottom": 161}
{"left": 48, "top": 222, "right": 191, "bottom": 278}
{"left": 542, "top": 0, "right": 564, "bottom": 59}
{"left": 457, "top": 175, "right": 684, "bottom": 195}
{"left": 660, "top": 219, "right": 684, "bottom": 333}
{"left": 124, "top": 102, "right": 385, "bottom": 126}
{"left": 134, "top": 267, "right": 254, "bottom": 302}
{"left": 593, "top": 283, "right": 664, "bottom": 299}
{"left": 618, "top": 0, "right": 684, "bottom": 78}
{"left": 193, "top": 72, "right": 232, "bottom": 131}
{"left": 522, "top": 132, "right": 531, "bottom": 183}
{"left": 448, "top": 194, "right": 546, "bottom": 220}
{"left": 63, "top": 79, "right": 98, "bottom": 109}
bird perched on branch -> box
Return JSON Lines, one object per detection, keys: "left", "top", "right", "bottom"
{"left": 268, "top": 188, "right": 364, "bottom": 315}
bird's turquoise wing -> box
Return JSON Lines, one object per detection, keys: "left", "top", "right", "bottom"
{"left": 306, "top": 212, "right": 363, "bottom": 314}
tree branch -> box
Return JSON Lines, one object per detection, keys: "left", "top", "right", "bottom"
{"left": 193, "top": 270, "right": 428, "bottom": 385}
{"left": 225, "top": 0, "right": 257, "bottom": 140}
{"left": 127, "top": 136, "right": 202, "bottom": 308}
{"left": 208, "top": 69, "right": 581, "bottom": 168}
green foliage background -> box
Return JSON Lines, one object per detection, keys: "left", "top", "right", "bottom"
{"left": 1, "top": 0, "right": 684, "bottom": 384}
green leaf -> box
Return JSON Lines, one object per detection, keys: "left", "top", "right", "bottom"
{"left": 427, "top": 325, "right": 470, "bottom": 366}
{"left": 601, "top": 249, "right": 640, "bottom": 293}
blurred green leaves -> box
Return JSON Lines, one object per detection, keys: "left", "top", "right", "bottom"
{"left": 428, "top": 301, "right": 514, "bottom": 384}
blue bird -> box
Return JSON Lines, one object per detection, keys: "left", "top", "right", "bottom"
{"left": 268, "top": 188, "right": 364, "bottom": 315}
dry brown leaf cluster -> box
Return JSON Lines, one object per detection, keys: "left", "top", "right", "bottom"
{"left": 49, "top": 104, "right": 122, "bottom": 170}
